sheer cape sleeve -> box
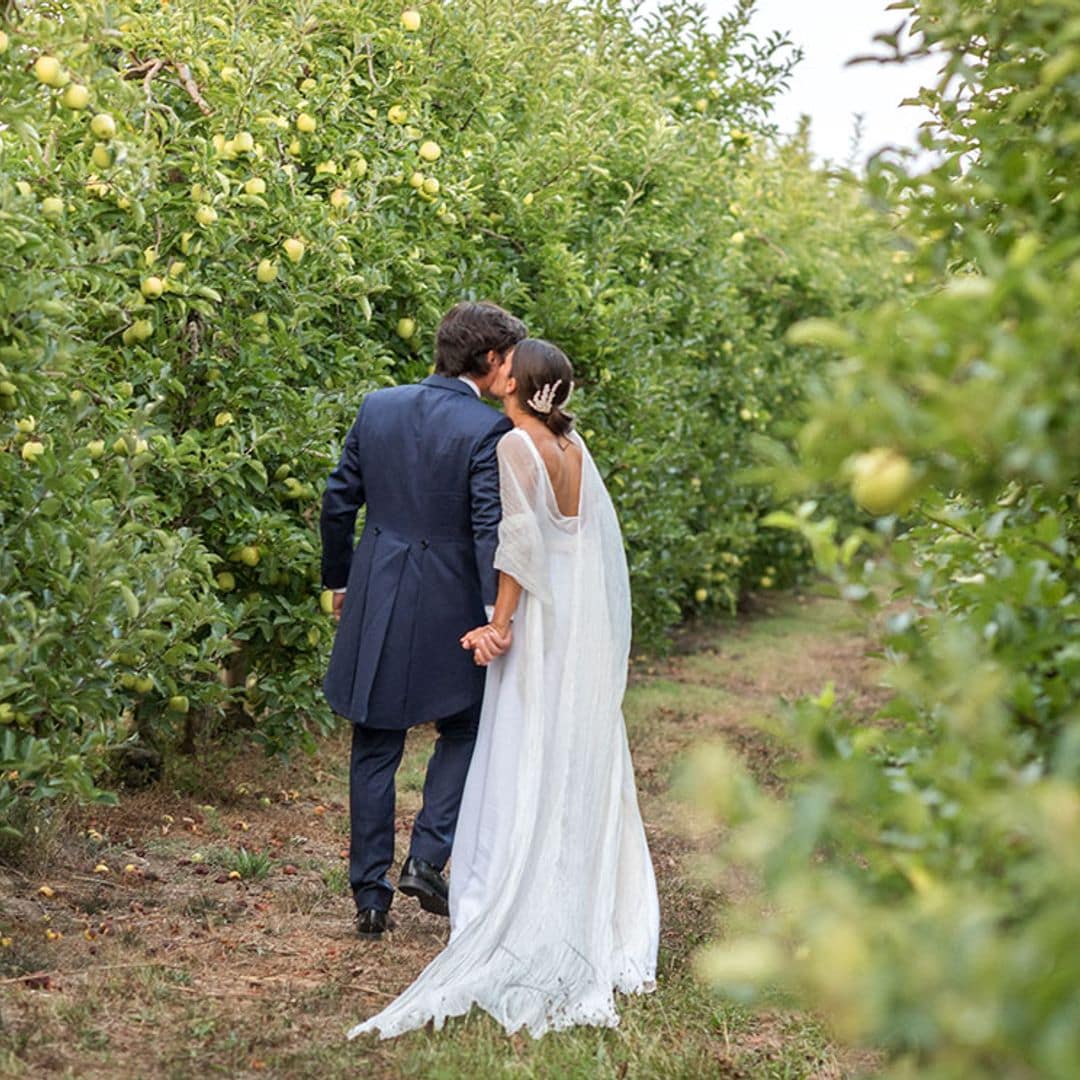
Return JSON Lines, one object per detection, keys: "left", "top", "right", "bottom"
{"left": 493, "top": 430, "right": 551, "bottom": 604}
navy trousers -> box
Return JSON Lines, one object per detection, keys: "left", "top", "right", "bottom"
{"left": 349, "top": 703, "right": 480, "bottom": 912}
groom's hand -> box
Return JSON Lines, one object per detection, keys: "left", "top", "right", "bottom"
{"left": 332, "top": 591, "right": 345, "bottom": 622}
{"left": 460, "top": 623, "right": 512, "bottom": 666}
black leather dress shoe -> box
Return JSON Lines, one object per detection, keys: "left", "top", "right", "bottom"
{"left": 397, "top": 856, "right": 449, "bottom": 917}
{"left": 356, "top": 907, "right": 392, "bottom": 939}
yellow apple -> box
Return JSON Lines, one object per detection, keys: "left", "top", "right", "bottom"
{"left": 315, "top": 159, "right": 338, "bottom": 175}
{"left": 422, "top": 176, "right": 440, "bottom": 195}
{"left": 396, "top": 317, "right": 416, "bottom": 340}
{"left": 850, "top": 448, "right": 916, "bottom": 516}
{"left": 409, "top": 171, "right": 425, "bottom": 189}
{"left": 16, "top": 416, "right": 35, "bottom": 433}
{"left": 418, "top": 140, "right": 441, "bottom": 162}
{"left": 244, "top": 177, "right": 266, "bottom": 195}
{"left": 168, "top": 260, "right": 185, "bottom": 277}
{"left": 238, "top": 545, "right": 260, "bottom": 567}
{"left": 215, "top": 410, "right": 234, "bottom": 427}
{"left": 195, "top": 204, "right": 218, "bottom": 226}
{"left": 41, "top": 196, "right": 64, "bottom": 217}
{"left": 141, "top": 276, "right": 165, "bottom": 299}
{"left": 33, "top": 56, "right": 65, "bottom": 87}
{"left": 329, "top": 187, "right": 349, "bottom": 209}
{"left": 296, "top": 112, "right": 317, "bottom": 133}
{"left": 90, "top": 112, "right": 116, "bottom": 140}
{"left": 401, "top": 9, "right": 421, "bottom": 31}
{"left": 21, "top": 441, "right": 45, "bottom": 463}
{"left": 730, "top": 231, "right": 745, "bottom": 246}
{"left": 62, "top": 84, "right": 90, "bottom": 110}
{"left": 694, "top": 587, "right": 708, "bottom": 603}
{"left": 283, "top": 237, "right": 306, "bottom": 263}
{"left": 256, "top": 258, "right": 279, "bottom": 283}
{"left": 87, "top": 439, "right": 106, "bottom": 459}
{"left": 233, "top": 130, "right": 254, "bottom": 153}
{"left": 387, "top": 105, "right": 408, "bottom": 125}
{"left": 287, "top": 138, "right": 301, "bottom": 156}
{"left": 0, "top": 30, "right": 8, "bottom": 53}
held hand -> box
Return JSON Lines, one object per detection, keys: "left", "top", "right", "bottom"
{"left": 333, "top": 592, "right": 345, "bottom": 622}
{"left": 460, "top": 623, "right": 513, "bottom": 666}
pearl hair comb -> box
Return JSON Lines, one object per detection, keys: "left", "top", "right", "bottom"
{"left": 527, "top": 379, "right": 573, "bottom": 414}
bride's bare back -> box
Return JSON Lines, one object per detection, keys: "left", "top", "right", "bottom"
{"left": 524, "top": 422, "right": 582, "bottom": 518}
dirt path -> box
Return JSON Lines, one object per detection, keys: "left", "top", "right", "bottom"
{"left": 0, "top": 593, "right": 884, "bottom": 1078}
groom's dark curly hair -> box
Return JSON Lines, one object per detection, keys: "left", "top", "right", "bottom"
{"left": 434, "top": 301, "right": 527, "bottom": 378}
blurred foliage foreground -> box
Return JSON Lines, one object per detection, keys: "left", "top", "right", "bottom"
{"left": 0, "top": 2, "right": 895, "bottom": 820}
{"left": 683, "top": 1, "right": 1080, "bottom": 1077}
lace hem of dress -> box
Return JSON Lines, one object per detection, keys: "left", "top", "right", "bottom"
{"left": 346, "top": 956, "right": 656, "bottom": 1042}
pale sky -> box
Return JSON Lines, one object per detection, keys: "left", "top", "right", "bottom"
{"left": 707, "top": 0, "right": 941, "bottom": 167}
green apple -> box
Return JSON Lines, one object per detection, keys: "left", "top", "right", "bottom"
{"left": 195, "top": 204, "right": 218, "bottom": 226}
{"left": 0, "top": 30, "right": 8, "bottom": 53}
{"left": 41, "top": 196, "right": 64, "bottom": 217}
{"left": 256, "top": 258, "right": 279, "bottom": 283}
{"left": 133, "top": 675, "right": 154, "bottom": 694}
{"left": 694, "top": 587, "right": 708, "bottom": 603}
{"left": 214, "top": 410, "right": 234, "bottom": 427}
{"left": 387, "top": 105, "right": 408, "bottom": 125}
{"left": 244, "top": 176, "right": 266, "bottom": 195}
{"left": 238, "top": 545, "right": 260, "bottom": 567}
{"left": 90, "top": 112, "right": 116, "bottom": 140}
{"left": 329, "top": 187, "right": 349, "bottom": 209}
{"left": 86, "top": 439, "right": 106, "bottom": 459}
{"left": 168, "top": 695, "right": 190, "bottom": 714}
{"left": 0, "top": 381, "right": 17, "bottom": 397}
{"left": 730, "top": 231, "right": 745, "bottom": 246}
{"left": 15, "top": 416, "right": 36, "bottom": 433}
{"left": 88, "top": 143, "right": 111, "bottom": 170}
{"left": 140, "top": 276, "right": 165, "bottom": 299}
{"left": 233, "top": 130, "right": 254, "bottom": 153}
{"left": 216, "top": 571, "right": 236, "bottom": 591}
{"left": 319, "top": 589, "right": 336, "bottom": 615}
{"left": 418, "top": 140, "right": 441, "bottom": 162}
{"left": 33, "top": 56, "right": 65, "bottom": 87}
{"left": 296, "top": 112, "right": 317, "bottom": 133}
{"left": 401, "top": 9, "right": 421, "bottom": 31}
{"left": 21, "top": 440, "right": 45, "bottom": 463}
{"left": 396, "top": 317, "right": 416, "bottom": 340}
{"left": 422, "top": 176, "right": 440, "bottom": 196}
{"left": 850, "top": 448, "right": 916, "bottom": 516}
{"left": 283, "top": 236, "right": 306, "bottom": 263}
{"left": 409, "top": 171, "right": 425, "bottom": 189}
{"left": 62, "top": 84, "right": 90, "bottom": 110}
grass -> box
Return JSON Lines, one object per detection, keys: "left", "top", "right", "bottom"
{"left": 0, "top": 591, "right": 882, "bottom": 1079}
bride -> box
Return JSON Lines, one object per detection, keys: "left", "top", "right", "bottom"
{"left": 347, "top": 338, "right": 659, "bottom": 1040}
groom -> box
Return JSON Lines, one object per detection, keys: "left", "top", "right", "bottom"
{"left": 320, "top": 301, "right": 526, "bottom": 938}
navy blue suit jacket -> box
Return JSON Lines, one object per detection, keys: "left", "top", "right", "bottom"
{"left": 320, "top": 375, "right": 512, "bottom": 729}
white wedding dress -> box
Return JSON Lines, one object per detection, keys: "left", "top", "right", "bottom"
{"left": 348, "top": 428, "right": 659, "bottom": 1040}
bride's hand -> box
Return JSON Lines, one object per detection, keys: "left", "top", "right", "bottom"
{"left": 460, "top": 623, "right": 512, "bottom": 665}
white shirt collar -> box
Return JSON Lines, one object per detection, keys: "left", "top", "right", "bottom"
{"left": 457, "top": 375, "right": 481, "bottom": 398}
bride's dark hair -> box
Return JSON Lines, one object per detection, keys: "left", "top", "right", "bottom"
{"left": 510, "top": 338, "right": 574, "bottom": 439}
